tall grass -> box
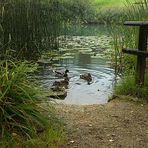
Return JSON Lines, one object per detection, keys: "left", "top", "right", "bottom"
{"left": 0, "top": 0, "right": 61, "bottom": 60}
{"left": 111, "top": 0, "right": 148, "bottom": 73}
{"left": 112, "top": 0, "right": 148, "bottom": 98}
{"left": 0, "top": 60, "right": 66, "bottom": 147}
{"left": 114, "top": 73, "right": 148, "bottom": 100}
{"left": 54, "top": 0, "right": 128, "bottom": 25}
{"left": 92, "top": 0, "right": 126, "bottom": 10}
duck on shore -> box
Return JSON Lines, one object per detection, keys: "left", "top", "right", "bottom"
{"left": 80, "top": 73, "right": 92, "bottom": 84}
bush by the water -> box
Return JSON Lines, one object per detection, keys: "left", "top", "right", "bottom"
{"left": 114, "top": 73, "right": 148, "bottom": 100}
{"left": 0, "top": 60, "right": 66, "bottom": 147}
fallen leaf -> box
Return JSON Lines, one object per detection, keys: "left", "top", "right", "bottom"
{"left": 68, "top": 140, "right": 75, "bottom": 144}
{"left": 109, "top": 139, "right": 114, "bottom": 142}
{"left": 88, "top": 124, "right": 92, "bottom": 127}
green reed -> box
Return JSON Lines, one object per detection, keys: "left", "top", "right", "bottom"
{"left": 114, "top": 73, "right": 148, "bottom": 100}
{"left": 111, "top": 0, "right": 148, "bottom": 73}
{"left": 0, "top": 0, "right": 62, "bottom": 60}
{"left": 112, "top": 0, "right": 148, "bottom": 98}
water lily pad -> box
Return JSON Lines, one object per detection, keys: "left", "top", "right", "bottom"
{"left": 37, "top": 59, "right": 52, "bottom": 65}
{"left": 60, "top": 56, "right": 74, "bottom": 59}
{"left": 63, "top": 53, "right": 75, "bottom": 56}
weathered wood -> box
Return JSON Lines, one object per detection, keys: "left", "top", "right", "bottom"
{"left": 124, "top": 21, "right": 148, "bottom": 27}
{"left": 136, "top": 26, "right": 147, "bottom": 85}
{"left": 123, "top": 21, "right": 148, "bottom": 86}
{"left": 122, "top": 48, "right": 148, "bottom": 57}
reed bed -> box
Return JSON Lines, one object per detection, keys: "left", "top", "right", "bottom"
{"left": 111, "top": 0, "right": 148, "bottom": 73}
{"left": 112, "top": 0, "right": 148, "bottom": 98}
{"left": 0, "top": 0, "right": 62, "bottom": 60}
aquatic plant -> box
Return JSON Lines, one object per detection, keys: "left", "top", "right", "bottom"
{"left": 0, "top": 0, "right": 61, "bottom": 60}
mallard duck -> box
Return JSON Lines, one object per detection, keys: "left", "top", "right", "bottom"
{"left": 54, "top": 69, "right": 69, "bottom": 78}
{"left": 52, "top": 77, "right": 69, "bottom": 88}
{"left": 80, "top": 73, "right": 92, "bottom": 84}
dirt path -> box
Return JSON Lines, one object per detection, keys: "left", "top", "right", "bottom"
{"left": 55, "top": 98, "right": 148, "bottom": 148}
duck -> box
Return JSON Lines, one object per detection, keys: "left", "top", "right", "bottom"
{"left": 54, "top": 69, "right": 69, "bottom": 78}
{"left": 80, "top": 73, "right": 92, "bottom": 84}
{"left": 52, "top": 77, "right": 69, "bottom": 88}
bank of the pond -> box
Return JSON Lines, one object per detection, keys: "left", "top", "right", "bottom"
{"left": 54, "top": 98, "right": 148, "bottom": 148}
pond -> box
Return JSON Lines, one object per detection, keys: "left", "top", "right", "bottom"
{"left": 36, "top": 25, "right": 117, "bottom": 105}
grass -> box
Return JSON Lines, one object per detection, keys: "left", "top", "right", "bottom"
{"left": 90, "top": 0, "right": 135, "bottom": 24}
{"left": 0, "top": 0, "right": 61, "bottom": 60}
{"left": 111, "top": 0, "right": 148, "bottom": 72}
{"left": 114, "top": 73, "right": 148, "bottom": 100}
{"left": 0, "top": 60, "right": 66, "bottom": 147}
{"left": 92, "top": 0, "right": 126, "bottom": 9}
{"left": 111, "top": 0, "right": 148, "bottom": 99}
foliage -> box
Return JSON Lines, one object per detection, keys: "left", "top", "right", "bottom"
{"left": 58, "top": 0, "right": 129, "bottom": 25}
{"left": 59, "top": 0, "right": 95, "bottom": 24}
{"left": 112, "top": 0, "right": 148, "bottom": 98}
{"left": 0, "top": 60, "right": 66, "bottom": 147}
{"left": 111, "top": 0, "right": 148, "bottom": 73}
{"left": 114, "top": 73, "right": 148, "bottom": 100}
{"left": 92, "top": 0, "right": 125, "bottom": 8}
{"left": 0, "top": 0, "right": 61, "bottom": 60}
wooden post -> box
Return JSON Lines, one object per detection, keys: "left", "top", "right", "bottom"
{"left": 136, "top": 26, "right": 148, "bottom": 85}
{"left": 123, "top": 21, "right": 148, "bottom": 86}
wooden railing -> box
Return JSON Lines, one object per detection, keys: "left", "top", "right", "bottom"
{"left": 122, "top": 21, "right": 148, "bottom": 86}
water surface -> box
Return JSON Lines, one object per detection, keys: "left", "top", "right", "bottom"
{"left": 37, "top": 25, "right": 116, "bottom": 105}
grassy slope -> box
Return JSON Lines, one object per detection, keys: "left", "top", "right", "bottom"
{"left": 91, "top": 0, "right": 134, "bottom": 11}
{"left": 92, "top": 0, "right": 125, "bottom": 7}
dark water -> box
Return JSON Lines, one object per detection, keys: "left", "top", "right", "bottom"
{"left": 37, "top": 25, "right": 116, "bottom": 105}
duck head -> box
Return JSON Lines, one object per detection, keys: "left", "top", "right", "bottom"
{"left": 65, "top": 69, "right": 69, "bottom": 73}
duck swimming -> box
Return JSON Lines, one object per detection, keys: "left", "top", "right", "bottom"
{"left": 54, "top": 69, "right": 69, "bottom": 78}
{"left": 80, "top": 73, "right": 92, "bottom": 84}
{"left": 52, "top": 77, "right": 69, "bottom": 88}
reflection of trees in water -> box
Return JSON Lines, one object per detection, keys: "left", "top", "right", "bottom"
{"left": 77, "top": 53, "right": 91, "bottom": 68}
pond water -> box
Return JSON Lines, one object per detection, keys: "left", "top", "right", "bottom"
{"left": 37, "top": 25, "right": 116, "bottom": 105}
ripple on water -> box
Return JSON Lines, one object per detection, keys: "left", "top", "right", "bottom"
{"left": 36, "top": 34, "right": 116, "bottom": 105}
{"left": 60, "top": 66, "right": 115, "bottom": 105}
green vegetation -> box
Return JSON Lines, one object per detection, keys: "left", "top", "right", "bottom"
{"left": 111, "top": 0, "right": 148, "bottom": 72}
{"left": 0, "top": 1, "right": 67, "bottom": 147}
{"left": 59, "top": 0, "right": 135, "bottom": 24}
{"left": 0, "top": 60, "right": 66, "bottom": 147}
{"left": 0, "top": 0, "right": 139, "bottom": 61}
{"left": 0, "top": 0, "right": 148, "bottom": 146}
{"left": 92, "top": 0, "right": 125, "bottom": 8}
{"left": 91, "top": 0, "right": 127, "bottom": 24}
{"left": 0, "top": 0, "right": 61, "bottom": 60}
{"left": 112, "top": 0, "right": 148, "bottom": 99}
{"left": 114, "top": 73, "right": 148, "bottom": 100}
